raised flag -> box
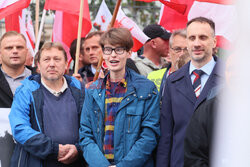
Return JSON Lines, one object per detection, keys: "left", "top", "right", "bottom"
{"left": 134, "top": 0, "right": 187, "bottom": 14}
{"left": 188, "top": 0, "right": 236, "bottom": 49}
{"left": 114, "top": 7, "right": 149, "bottom": 52}
{"left": 52, "top": 11, "right": 92, "bottom": 65}
{"left": 0, "top": 0, "right": 31, "bottom": 20}
{"left": 158, "top": 0, "right": 236, "bottom": 49}
{"left": 93, "top": 0, "right": 112, "bottom": 31}
{"left": 44, "top": 0, "right": 85, "bottom": 15}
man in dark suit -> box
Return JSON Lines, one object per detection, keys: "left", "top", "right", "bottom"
{"left": 156, "top": 17, "right": 224, "bottom": 167}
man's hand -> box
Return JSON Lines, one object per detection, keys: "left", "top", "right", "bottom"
{"left": 58, "top": 144, "right": 78, "bottom": 164}
{"left": 58, "top": 144, "right": 68, "bottom": 159}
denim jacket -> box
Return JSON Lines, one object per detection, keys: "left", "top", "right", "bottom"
{"left": 79, "top": 68, "right": 160, "bottom": 167}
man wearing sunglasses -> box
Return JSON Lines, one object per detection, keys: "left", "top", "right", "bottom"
{"left": 79, "top": 28, "right": 160, "bottom": 167}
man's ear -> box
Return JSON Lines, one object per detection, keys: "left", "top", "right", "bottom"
{"left": 150, "top": 39, "right": 157, "bottom": 49}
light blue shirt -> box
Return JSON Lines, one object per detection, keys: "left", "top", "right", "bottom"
{"left": 189, "top": 57, "right": 216, "bottom": 92}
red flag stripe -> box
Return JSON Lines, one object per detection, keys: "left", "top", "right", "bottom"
{"left": 159, "top": 0, "right": 187, "bottom": 14}
{"left": 0, "top": 0, "right": 30, "bottom": 20}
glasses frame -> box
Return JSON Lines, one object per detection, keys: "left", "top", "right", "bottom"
{"left": 170, "top": 47, "right": 188, "bottom": 53}
{"left": 102, "top": 47, "right": 127, "bottom": 55}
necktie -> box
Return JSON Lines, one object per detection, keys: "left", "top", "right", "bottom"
{"left": 192, "top": 69, "right": 204, "bottom": 98}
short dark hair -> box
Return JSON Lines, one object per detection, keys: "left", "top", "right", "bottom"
{"left": 0, "top": 31, "right": 26, "bottom": 47}
{"left": 187, "top": 17, "right": 215, "bottom": 36}
{"left": 99, "top": 28, "right": 134, "bottom": 51}
{"left": 37, "top": 42, "right": 67, "bottom": 63}
{"left": 85, "top": 31, "right": 104, "bottom": 41}
{"left": 70, "top": 37, "right": 85, "bottom": 61}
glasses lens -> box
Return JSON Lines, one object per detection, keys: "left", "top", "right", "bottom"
{"left": 103, "top": 47, "right": 112, "bottom": 55}
{"left": 115, "top": 47, "right": 125, "bottom": 55}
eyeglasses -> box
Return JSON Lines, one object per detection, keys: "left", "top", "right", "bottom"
{"left": 102, "top": 47, "right": 126, "bottom": 55}
{"left": 171, "top": 47, "right": 188, "bottom": 53}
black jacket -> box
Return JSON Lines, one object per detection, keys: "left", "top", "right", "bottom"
{"left": 184, "top": 89, "right": 219, "bottom": 167}
{"left": 0, "top": 65, "right": 36, "bottom": 108}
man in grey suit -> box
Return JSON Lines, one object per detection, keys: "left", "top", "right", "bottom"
{"left": 156, "top": 17, "right": 224, "bottom": 167}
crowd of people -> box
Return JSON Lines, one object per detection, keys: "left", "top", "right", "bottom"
{"left": 0, "top": 16, "right": 225, "bottom": 167}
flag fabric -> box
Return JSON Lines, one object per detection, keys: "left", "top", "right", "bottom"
{"left": 188, "top": 0, "right": 236, "bottom": 49}
{"left": 26, "top": 10, "right": 35, "bottom": 44}
{"left": 0, "top": 0, "right": 31, "bottom": 20}
{"left": 52, "top": 10, "right": 92, "bottom": 65}
{"left": 158, "top": 0, "right": 236, "bottom": 49}
{"left": 114, "top": 7, "right": 149, "bottom": 52}
{"left": 93, "top": 0, "right": 112, "bottom": 31}
{"left": 134, "top": 0, "right": 187, "bottom": 14}
{"left": 5, "top": 8, "right": 35, "bottom": 56}
{"left": 44, "top": 0, "right": 86, "bottom": 15}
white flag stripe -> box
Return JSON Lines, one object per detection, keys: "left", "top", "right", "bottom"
{"left": 117, "top": 7, "right": 149, "bottom": 44}
{"left": 93, "top": 0, "right": 112, "bottom": 31}
{"left": 0, "top": 0, "right": 19, "bottom": 9}
{"left": 188, "top": 1, "right": 237, "bottom": 42}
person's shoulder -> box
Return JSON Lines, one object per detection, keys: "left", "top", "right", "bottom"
{"left": 65, "top": 75, "right": 81, "bottom": 89}
{"left": 15, "top": 74, "right": 41, "bottom": 94}
{"left": 147, "top": 68, "right": 167, "bottom": 79}
{"left": 167, "top": 62, "right": 190, "bottom": 83}
{"left": 128, "top": 69, "right": 157, "bottom": 94}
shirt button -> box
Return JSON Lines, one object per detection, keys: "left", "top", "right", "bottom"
{"left": 127, "top": 98, "right": 130, "bottom": 101}
{"left": 133, "top": 94, "right": 136, "bottom": 97}
{"left": 140, "top": 96, "right": 143, "bottom": 98}
{"left": 99, "top": 93, "right": 101, "bottom": 96}
{"left": 148, "top": 94, "right": 151, "bottom": 97}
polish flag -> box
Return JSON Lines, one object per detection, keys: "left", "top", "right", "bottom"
{"left": 45, "top": 0, "right": 84, "bottom": 15}
{"left": 45, "top": 0, "right": 92, "bottom": 65}
{"left": 52, "top": 11, "right": 92, "bottom": 65}
{"left": 93, "top": 0, "right": 112, "bottom": 31}
{"left": 188, "top": 0, "right": 236, "bottom": 49}
{"left": 114, "top": 7, "right": 149, "bottom": 52}
{"left": 0, "top": 0, "right": 31, "bottom": 20}
{"left": 158, "top": 0, "right": 236, "bottom": 49}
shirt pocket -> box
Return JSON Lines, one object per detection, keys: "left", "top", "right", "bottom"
{"left": 126, "top": 107, "right": 143, "bottom": 134}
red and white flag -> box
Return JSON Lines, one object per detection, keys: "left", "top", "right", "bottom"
{"left": 45, "top": 0, "right": 83, "bottom": 15}
{"left": 0, "top": 0, "right": 31, "bottom": 20}
{"left": 188, "top": 0, "right": 236, "bottom": 49}
{"left": 52, "top": 10, "right": 92, "bottom": 65}
{"left": 93, "top": 0, "right": 112, "bottom": 31}
{"left": 158, "top": 0, "right": 236, "bottom": 49}
{"left": 114, "top": 7, "right": 149, "bottom": 52}
{"left": 45, "top": 0, "right": 92, "bottom": 64}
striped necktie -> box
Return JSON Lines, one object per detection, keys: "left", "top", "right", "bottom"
{"left": 192, "top": 69, "right": 204, "bottom": 98}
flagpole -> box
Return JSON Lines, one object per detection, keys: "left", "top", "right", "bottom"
{"left": 32, "top": 9, "right": 46, "bottom": 67}
{"left": 93, "top": 0, "right": 122, "bottom": 81}
{"left": 35, "top": 0, "right": 39, "bottom": 40}
{"left": 74, "top": 0, "right": 85, "bottom": 74}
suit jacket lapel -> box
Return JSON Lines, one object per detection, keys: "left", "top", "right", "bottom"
{"left": 174, "top": 62, "right": 197, "bottom": 105}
